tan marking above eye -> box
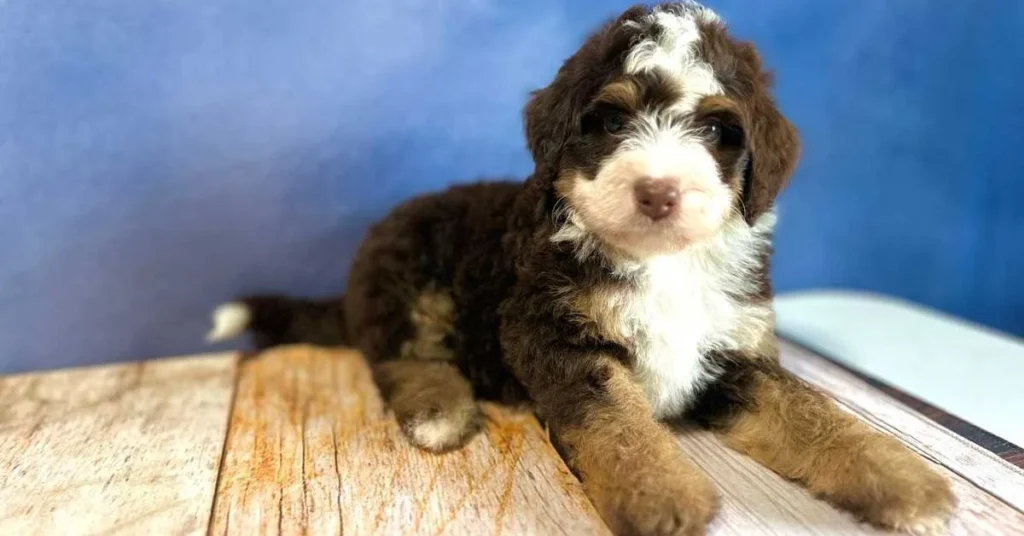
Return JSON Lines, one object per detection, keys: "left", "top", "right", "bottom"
{"left": 695, "top": 95, "right": 742, "bottom": 120}
{"left": 596, "top": 73, "right": 684, "bottom": 114}
{"left": 595, "top": 80, "right": 643, "bottom": 111}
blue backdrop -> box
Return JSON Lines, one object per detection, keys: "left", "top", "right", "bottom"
{"left": 2, "top": 0, "right": 1022, "bottom": 373}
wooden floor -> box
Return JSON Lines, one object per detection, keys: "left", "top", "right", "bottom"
{"left": 2, "top": 341, "right": 1023, "bottom": 535}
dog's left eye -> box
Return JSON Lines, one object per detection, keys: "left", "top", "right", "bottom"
{"left": 705, "top": 119, "right": 744, "bottom": 148}
{"left": 603, "top": 113, "right": 625, "bottom": 134}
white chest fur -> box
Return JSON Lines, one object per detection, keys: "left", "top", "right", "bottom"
{"left": 622, "top": 256, "right": 737, "bottom": 417}
{"left": 604, "top": 218, "right": 775, "bottom": 418}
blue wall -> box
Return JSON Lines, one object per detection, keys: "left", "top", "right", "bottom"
{"left": 2, "top": 0, "right": 1022, "bottom": 373}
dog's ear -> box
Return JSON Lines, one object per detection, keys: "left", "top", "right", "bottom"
{"left": 524, "top": 6, "right": 648, "bottom": 171}
{"left": 742, "top": 93, "right": 799, "bottom": 225}
{"left": 738, "top": 49, "right": 800, "bottom": 225}
{"left": 523, "top": 83, "right": 575, "bottom": 171}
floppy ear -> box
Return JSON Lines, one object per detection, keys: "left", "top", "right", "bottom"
{"left": 742, "top": 93, "right": 799, "bottom": 224}
{"left": 521, "top": 76, "right": 581, "bottom": 225}
{"left": 524, "top": 5, "right": 648, "bottom": 172}
{"left": 737, "top": 49, "right": 801, "bottom": 224}
{"left": 523, "top": 83, "right": 576, "bottom": 172}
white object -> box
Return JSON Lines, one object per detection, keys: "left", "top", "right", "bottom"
{"left": 206, "top": 302, "right": 251, "bottom": 342}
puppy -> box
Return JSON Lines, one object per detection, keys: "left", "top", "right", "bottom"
{"left": 209, "top": 3, "right": 955, "bottom": 534}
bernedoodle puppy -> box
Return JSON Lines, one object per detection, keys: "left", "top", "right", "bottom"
{"left": 208, "top": 2, "right": 955, "bottom": 534}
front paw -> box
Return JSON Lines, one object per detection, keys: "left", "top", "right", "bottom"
{"left": 589, "top": 470, "right": 720, "bottom": 536}
{"left": 871, "top": 467, "right": 955, "bottom": 535}
{"left": 838, "top": 451, "right": 956, "bottom": 534}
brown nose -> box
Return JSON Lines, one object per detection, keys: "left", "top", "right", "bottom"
{"left": 634, "top": 178, "right": 679, "bottom": 221}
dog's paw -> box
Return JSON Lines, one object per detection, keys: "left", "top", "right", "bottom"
{"left": 843, "top": 461, "right": 956, "bottom": 534}
{"left": 877, "top": 470, "right": 955, "bottom": 535}
{"left": 590, "top": 470, "right": 720, "bottom": 536}
{"left": 894, "top": 515, "right": 952, "bottom": 536}
{"left": 396, "top": 403, "right": 482, "bottom": 453}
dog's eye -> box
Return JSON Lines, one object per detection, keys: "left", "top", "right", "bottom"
{"left": 603, "top": 113, "right": 626, "bottom": 134}
{"left": 706, "top": 122, "right": 721, "bottom": 141}
{"left": 582, "top": 106, "right": 628, "bottom": 136}
{"left": 705, "top": 119, "right": 744, "bottom": 148}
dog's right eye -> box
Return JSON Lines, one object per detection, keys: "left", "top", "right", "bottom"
{"left": 582, "top": 106, "right": 627, "bottom": 136}
{"left": 602, "top": 112, "right": 625, "bottom": 134}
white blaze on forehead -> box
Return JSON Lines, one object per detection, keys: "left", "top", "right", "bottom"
{"left": 623, "top": 4, "right": 723, "bottom": 112}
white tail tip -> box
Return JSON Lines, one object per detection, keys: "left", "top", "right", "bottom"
{"left": 206, "top": 302, "right": 251, "bottom": 342}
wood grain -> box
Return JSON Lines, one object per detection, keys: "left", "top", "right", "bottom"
{"left": 209, "top": 345, "right": 609, "bottom": 535}
{"left": 0, "top": 354, "right": 238, "bottom": 535}
{"left": 4, "top": 342, "right": 1019, "bottom": 534}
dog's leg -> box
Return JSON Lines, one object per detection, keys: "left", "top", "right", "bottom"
{"left": 372, "top": 360, "right": 482, "bottom": 453}
{"left": 703, "top": 360, "right": 955, "bottom": 533}
{"left": 538, "top": 357, "right": 719, "bottom": 536}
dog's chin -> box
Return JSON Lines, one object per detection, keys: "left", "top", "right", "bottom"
{"left": 596, "top": 218, "right": 723, "bottom": 262}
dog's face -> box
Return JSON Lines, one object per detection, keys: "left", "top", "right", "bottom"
{"left": 525, "top": 2, "right": 799, "bottom": 260}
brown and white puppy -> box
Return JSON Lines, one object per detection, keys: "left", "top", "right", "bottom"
{"left": 208, "top": 3, "right": 955, "bottom": 534}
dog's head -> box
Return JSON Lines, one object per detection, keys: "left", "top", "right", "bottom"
{"left": 525, "top": 2, "right": 799, "bottom": 261}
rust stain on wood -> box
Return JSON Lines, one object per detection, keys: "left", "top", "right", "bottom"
{"left": 209, "top": 345, "right": 608, "bottom": 535}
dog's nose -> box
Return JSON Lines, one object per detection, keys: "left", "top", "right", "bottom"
{"left": 634, "top": 178, "right": 680, "bottom": 221}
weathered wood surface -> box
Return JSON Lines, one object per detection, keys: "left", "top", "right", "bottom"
{"left": 209, "top": 345, "right": 609, "bottom": 535}
{"left": 3, "top": 343, "right": 1022, "bottom": 535}
{"left": 0, "top": 354, "right": 237, "bottom": 535}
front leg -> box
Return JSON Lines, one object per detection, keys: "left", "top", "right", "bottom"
{"left": 695, "top": 357, "right": 956, "bottom": 534}
{"left": 531, "top": 356, "right": 719, "bottom": 536}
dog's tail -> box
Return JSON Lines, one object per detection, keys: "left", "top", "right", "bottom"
{"left": 206, "top": 294, "right": 348, "bottom": 349}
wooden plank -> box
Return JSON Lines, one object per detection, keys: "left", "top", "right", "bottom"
{"left": 0, "top": 354, "right": 238, "bottom": 535}
{"left": 209, "top": 345, "right": 609, "bottom": 535}
{"left": 779, "top": 340, "right": 1024, "bottom": 513}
